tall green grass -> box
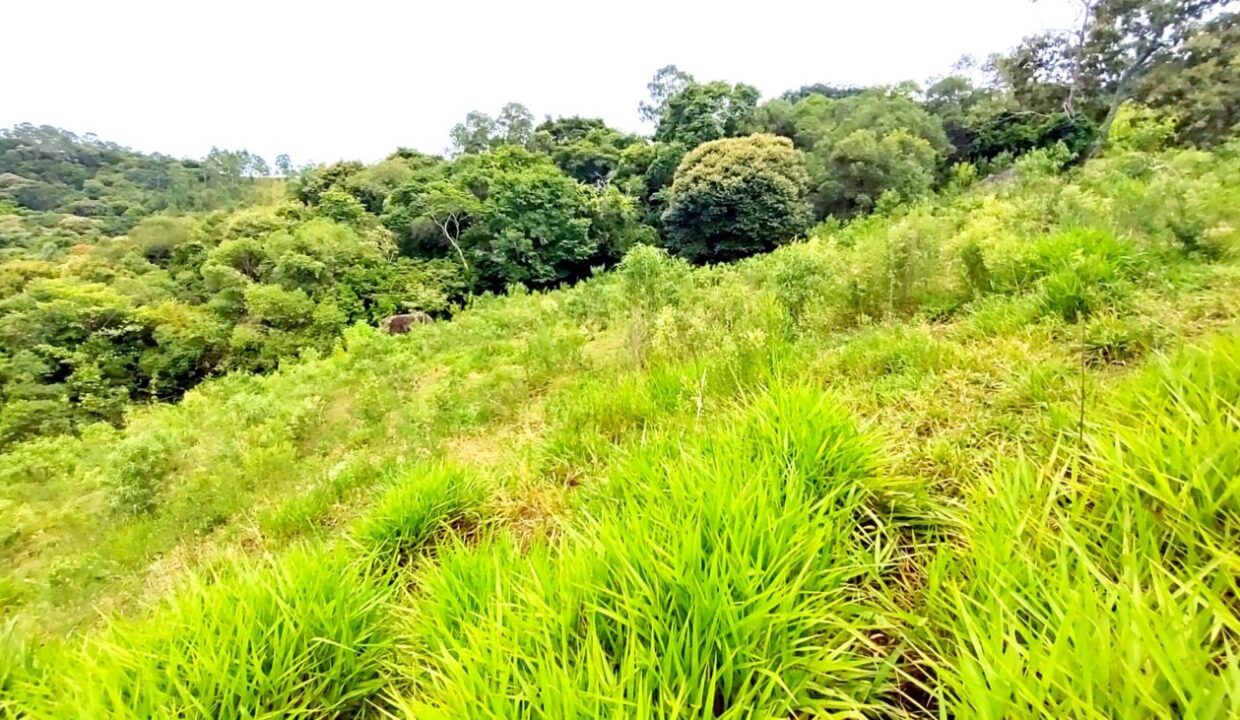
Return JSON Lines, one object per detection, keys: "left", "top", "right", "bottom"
{"left": 6, "top": 548, "right": 395, "bottom": 719}
{"left": 921, "top": 335, "right": 1240, "bottom": 717}
{"left": 393, "top": 388, "right": 927, "bottom": 718}
{"left": 353, "top": 463, "right": 487, "bottom": 559}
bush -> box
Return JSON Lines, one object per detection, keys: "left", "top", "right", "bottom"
{"left": 616, "top": 244, "right": 691, "bottom": 313}
{"left": 105, "top": 431, "right": 178, "bottom": 516}
{"left": 1107, "top": 102, "right": 1178, "bottom": 154}
{"left": 768, "top": 244, "right": 835, "bottom": 329}
{"left": 661, "top": 134, "right": 811, "bottom": 263}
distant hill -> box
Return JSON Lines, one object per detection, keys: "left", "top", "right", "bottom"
{"left": 1, "top": 124, "right": 264, "bottom": 250}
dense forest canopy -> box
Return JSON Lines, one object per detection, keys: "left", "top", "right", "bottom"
{"left": 1, "top": 0, "right": 1237, "bottom": 449}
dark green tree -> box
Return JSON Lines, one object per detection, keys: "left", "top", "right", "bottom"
{"left": 654, "top": 81, "right": 761, "bottom": 148}
{"left": 1137, "top": 11, "right": 1240, "bottom": 147}
{"left": 661, "top": 134, "right": 811, "bottom": 263}
{"left": 1003, "top": 0, "right": 1227, "bottom": 154}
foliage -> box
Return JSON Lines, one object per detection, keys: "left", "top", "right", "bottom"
{"left": 653, "top": 80, "right": 761, "bottom": 148}
{"left": 0, "top": 208, "right": 460, "bottom": 447}
{"left": 995, "top": 0, "right": 1228, "bottom": 153}
{"left": 809, "top": 128, "right": 939, "bottom": 218}
{"left": 786, "top": 90, "right": 951, "bottom": 154}
{"left": 1, "top": 146, "right": 1240, "bottom": 720}
{"left": 0, "top": 125, "right": 263, "bottom": 248}
{"left": 1136, "top": 11, "right": 1240, "bottom": 147}
{"left": 383, "top": 147, "right": 647, "bottom": 290}
{"left": 3, "top": 36, "right": 1240, "bottom": 717}
{"left": 448, "top": 103, "right": 536, "bottom": 156}
{"left": 756, "top": 90, "right": 952, "bottom": 219}
{"left": 661, "top": 134, "right": 811, "bottom": 263}
{"left": 965, "top": 110, "right": 1098, "bottom": 165}
{"left": 461, "top": 157, "right": 596, "bottom": 288}
{"left": 1106, "top": 101, "right": 1178, "bottom": 152}
{"left": 10, "top": 549, "right": 395, "bottom": 718}
{"left": 531, "top": 117, "right": 643, "bottom": 186}
{"left": 780, "top": 83, "right": 867, "bottom": 103}
{"left": 637, "top": 65, "right": 694, "bottom": 125}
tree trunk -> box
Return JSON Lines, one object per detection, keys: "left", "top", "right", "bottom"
{"left": 434, "top": 216, "right": 470, "bottom": 272}
{"left": 1084, "top": 93, "right": 1126, "bottom": 161}
{"left": 1083, "top": 50, "right": 1154, "bottom": 162}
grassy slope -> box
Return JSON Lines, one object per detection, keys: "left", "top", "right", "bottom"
{"left": 2, "top": 145, "right": 1240, "bottom": 717}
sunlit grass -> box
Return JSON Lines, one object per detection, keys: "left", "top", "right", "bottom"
{"left": 6, "top": 548, "right": 395, "bottom": 719}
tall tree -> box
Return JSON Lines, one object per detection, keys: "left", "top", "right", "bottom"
{"left": 1017, "top": 0, "right": 1228, "bottom": 155}
{"left": 653, "top": 81, "right": 761, "bottom": 148}
{"left": 418, "top": 180, "right": 480, "bottom": 273}
{"left": 275, "top": 154, "right": 294, "bottom": 178}
{"left": 638, "top": 65, "right": 695, "bottom": 125}
{"left": 448, "top": 111, "right": 496, "bottom": 157}
{"left": 244, "top": 154, "right": 270, "bottom": 179}
{"left": 1136, "top": 11, "right": 1240, "bottom": 146}
{"left": 448, "top": 104, "right": 536, "bottom": 156}
{"left": 496, "top": 103, "right": 535, "bottom": 147}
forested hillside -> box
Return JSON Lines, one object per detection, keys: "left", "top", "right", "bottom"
{"left": 3, "top": 2, "right": 1236, "bottom": 450}
{"left": 3, "top": 1, "right": 1240, "bottom": 717}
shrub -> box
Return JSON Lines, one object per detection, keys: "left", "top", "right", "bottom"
{"left": 768, "top": 244, "right": 836, "bottom": 330}
{"left": 1106, "top": 102, "right": 1178, "bottom": 154}
{"left": 616, "top": 244, "right": 691, "bottom": 314}
{"left": 661, "top": 134, "right": 811, "bottom": 263}
{"left": 105, "top": 431, "right": 178, "bottom": 516}
{"left": 1082, "top": 313, "right": 1158, "bottom": 365}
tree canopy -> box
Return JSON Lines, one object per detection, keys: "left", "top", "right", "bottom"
{"left": 661, "top": 134, "right": 811, "bottom": 263}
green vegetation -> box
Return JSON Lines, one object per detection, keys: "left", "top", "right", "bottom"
{"left": 661, "top": 135, "right": 810, "bottom": 262}
{"left": 6, "top": 2, "right": 1238, "bottom": 450}
{"left": 3, "top": 2, "right": 1240, "bottom": 715}
{"left": 3, "top": 137, "right": 1239, "bottom": 715}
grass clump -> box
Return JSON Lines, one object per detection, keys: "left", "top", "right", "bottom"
{"left": 1087, "top": 333, "right": 1240, "bottom": 553}
{"left": 920, "top": 335, "right": 1240, "bottom": 717}
{"left": 6, "top": 548, "right": 395, "bottom": 719}
{"left": 394, "top": 387, "right": 919, "bottom": 718}
{"left": 353, "top": 463, "right": 487, "bottom": 560}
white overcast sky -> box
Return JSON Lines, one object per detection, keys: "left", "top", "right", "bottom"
{"left": 5, "top": 0, "right": 1082, "bottom": 166}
